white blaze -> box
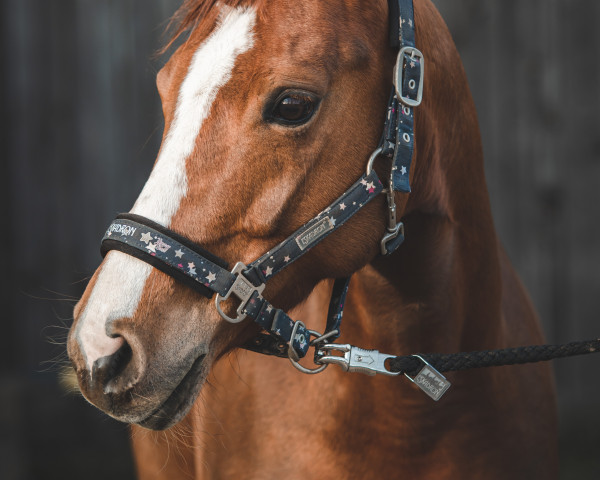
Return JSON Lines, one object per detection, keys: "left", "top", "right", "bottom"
{"left": 75, "top": 7, "right": 257, "bottom": 371}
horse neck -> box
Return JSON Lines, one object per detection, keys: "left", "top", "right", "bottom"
{"left": 346, "top": 16, "right": 503, "bottom": 355}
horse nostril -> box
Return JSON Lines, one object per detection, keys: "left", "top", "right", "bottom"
{"left": 91, "top": 340, "right": 133, "bottom": 392}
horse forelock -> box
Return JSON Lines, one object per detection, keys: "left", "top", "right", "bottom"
{"left": 163, "top": 0, "right": 266, "bottom": 53}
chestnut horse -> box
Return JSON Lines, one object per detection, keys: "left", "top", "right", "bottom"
{"left": 68, "top": 0, "right": 558, "bottom": 478}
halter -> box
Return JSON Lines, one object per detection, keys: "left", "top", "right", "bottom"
{"left": 101, "top": 0, "right": 423, "bottom": 375}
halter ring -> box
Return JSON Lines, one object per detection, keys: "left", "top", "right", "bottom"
{"left": 366, "top": 146, "right": 384, "bottom": 177}
{"left": 288, "top": 322, "right": 329, "bottom": 374}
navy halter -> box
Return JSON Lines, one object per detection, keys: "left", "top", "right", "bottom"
{"left": 100, "top": 0, "right": 423, "bottom": 368}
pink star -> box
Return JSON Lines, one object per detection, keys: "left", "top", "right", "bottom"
{"left": 178, "top": 263, "right": 183, "bottom": 268}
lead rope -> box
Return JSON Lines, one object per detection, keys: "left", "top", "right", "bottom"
{"left": 311, "top": 338, "right": 600, "bottom": 401}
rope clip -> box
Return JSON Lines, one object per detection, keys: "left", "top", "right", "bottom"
{"left": 314, "top": 344, "right": 400, "bottom": 377}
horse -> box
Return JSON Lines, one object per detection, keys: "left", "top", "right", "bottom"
{"left": 67, "top": 0, "right": 558, "bottom": 478}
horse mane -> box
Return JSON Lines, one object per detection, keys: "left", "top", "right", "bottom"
{"left": 162, "top": 0, "right": 263, "bottom": 52}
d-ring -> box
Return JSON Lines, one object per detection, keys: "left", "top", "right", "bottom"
{"left": 366, "top": 146, "right": 384, "bottom": 176}
{"left": 288, "top": 322, "right": 328, "bottom": 375}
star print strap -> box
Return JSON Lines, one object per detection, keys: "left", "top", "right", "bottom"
{"left": 324, "top": 277, "right": 352, "bottom": 341}
{"left": 101, "top": 214, "right": 233, "bottom": 299}
{"left": 241, "top": 291, "right": 311, "bottom": 357}
{"left": 391, "top": 94, "right": 415, "bottom": 193}
{"left": 100, "top": 215, "right": 313, "bottom": 358}
{"left": 243, "top": 170, "right": 384, "bottom": 286}
{"left": 384, "top": 0, "right": 422, "bottom": 193}
{"left": 241, "top": 277, "right": 352, "bottom": 358}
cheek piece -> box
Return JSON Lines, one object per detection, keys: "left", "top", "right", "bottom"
{"left": 100, "top": 0, "right": 420, "bottom": 369}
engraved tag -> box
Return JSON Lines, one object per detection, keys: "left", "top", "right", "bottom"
{"left": 295, "top": 217, "right": 334, "bottom": 251}
{"left": 413, "top": 365, "right": 451, "bottom": 401}
{"left": 231, "top": 277, "right": 254, "bottom": 302}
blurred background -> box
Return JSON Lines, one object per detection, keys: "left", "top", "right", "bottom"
{"left": 1, "top": 0, "right": 599, "bottom": 478}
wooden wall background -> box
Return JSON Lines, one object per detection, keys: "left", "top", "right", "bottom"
{"left": 1, "top": 0, "right": 598, "bottom": 478}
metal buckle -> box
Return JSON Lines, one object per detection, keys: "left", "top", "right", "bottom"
{"left": 215, "top": 262, "right": 265, "bottom": 323}
{"left": 314, "top": 344, "right": 400, "bottom": 376}
{"left": 393, "top": 46, "right": 424, "bottom": 108}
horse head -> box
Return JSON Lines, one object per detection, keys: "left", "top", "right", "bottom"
{"left": 67, "top": 0, "right": 416, "bottom": 429}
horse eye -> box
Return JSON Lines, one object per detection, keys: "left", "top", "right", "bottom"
{"left": 270, "top": 92, "right": 318, "bottom": 125}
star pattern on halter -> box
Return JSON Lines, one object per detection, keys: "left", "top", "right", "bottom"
{"left": 206, "top": 272, "right": 216, "bottom": 283}
{"left": 175, "top": 249, "right": 184, "bottom": 258}
{"left": 140, "top": 232, "right": 153, "bottom": 244}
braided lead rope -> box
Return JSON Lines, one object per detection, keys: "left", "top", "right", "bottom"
{"left": 389, "top": 339, "right": 600, "bottom": 376}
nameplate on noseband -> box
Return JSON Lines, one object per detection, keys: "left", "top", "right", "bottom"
{"left": 295, "top": 216, "right": 334, "bottom": 251}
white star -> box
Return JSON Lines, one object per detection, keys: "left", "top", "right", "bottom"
{"left": 409, "top": 19, "right": 413, "bottom": 27}
{"left": 175, "top": 249, "right": 184, "bottom": 258}
{"left": 329, "top": 217, "right": 336, "bottom": 228}
{"left": 360, "top": 178, "right": 368, "bottom": 186}
{"left": 189, "top": 267, "right": 196, "bottom": 275}
{"left": 266, "top": 305, "right": 273, "bottom": 313}
{"left": 410, "top": 61, "right": 416, "bottom": 68}
{"left": 140, "top": 232, "right": 153, "bottom": 244}
{"left": 339, "top": 203, "right": 346, "bottom": 211}
{"left": 401, "top": 166, "right": 407, "bottom": 175}
{"left": 146, "top": 242, "right": 156, "bottom": 253}
{"left": 188, "top": 262, "right": 195, "bottom": 269}
{"left": 366, "top": 181, "right": 375, "bottom": 191}
{"left": 206, "top": 272, "right": 216, "bottom": 283}
{"left": 265, "top": 266, "right": 273, "bottom": 277}
{"left": 284, "top": 256, "right": 291, "bottom": 262}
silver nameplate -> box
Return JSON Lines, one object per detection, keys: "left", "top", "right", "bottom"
{"left": 413, "top": 365, "right": 451, "bottom": 401}
{"left": 295, "top": 217, "right": 333, "bottom": 251}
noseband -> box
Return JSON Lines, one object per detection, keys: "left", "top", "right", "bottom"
{"left": 101, "top": 0, "right": 423, "bottom": 374}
